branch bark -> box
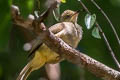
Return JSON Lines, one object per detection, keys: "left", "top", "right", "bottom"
{"left": 11, "top": 5, "right": 120, "bottom": 80}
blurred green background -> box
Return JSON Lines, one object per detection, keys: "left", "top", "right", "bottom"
{"left": 0, "top": 0, "right": 120, "bottom": 80}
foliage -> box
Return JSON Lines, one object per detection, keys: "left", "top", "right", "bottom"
{"left": 84, "top": 14, "right": 96, "bottom": 29}
{"left": 92, "top": 27, "right": 101, "bottom": 39}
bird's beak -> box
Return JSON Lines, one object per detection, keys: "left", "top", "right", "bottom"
{"left": 70, "top": 10, "right": 80, "bottom": 22}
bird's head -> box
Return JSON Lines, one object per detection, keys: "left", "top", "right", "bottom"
{"left": 60, "top": 10, "right": 79, "bottom": 23}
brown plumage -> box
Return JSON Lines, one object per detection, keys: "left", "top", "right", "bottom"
{"left": 16, "top": 10, "right": 83, "bottom": 80}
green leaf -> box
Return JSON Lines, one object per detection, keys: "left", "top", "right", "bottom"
{"left": 53, "top": 6, "right": 60, "bottom": 22}
{"left": 61, "top": 0, "right": 67, "bottom": 3}
{"left": 34, "top": 11, "right": 39, "bottom": 18}
{"left": 85, "top": 14, "right": 96, "bottom": 29}
{"left": 92, "top": 27, "right": 101, "bottom": 39}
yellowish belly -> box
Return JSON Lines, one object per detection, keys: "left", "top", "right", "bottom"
{"left": 30, "top": 44, "right": 60, "bottom": 70}
{"left": 38, "top": 44, "right": 60, "bottom": 63}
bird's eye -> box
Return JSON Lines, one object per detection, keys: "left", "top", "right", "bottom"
{"left": 65, "top": 15, "right": 70, "bottom": 19}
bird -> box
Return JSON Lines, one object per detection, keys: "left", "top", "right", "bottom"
{"left": 16, "top": 10, "right": 83, "bottom": 80}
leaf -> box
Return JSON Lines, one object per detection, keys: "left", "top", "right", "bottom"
{"left": 34, "top": 11, "right": 39, "bottom": 18}
{"left": 85, "top": 14, "right": 96, "bottom": 29}
{"left": 53, "top": 6, "right": 60, "bottom": 22}
{"left": 92, "top": 27, "right": 101, "bottom": 39}
{"left": 61, "top": 0, "right": 66, "bottom": 3}
{"left": 78, "top": 0, "right": 81, "bottom": 1}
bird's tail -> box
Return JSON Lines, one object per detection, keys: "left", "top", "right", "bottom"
{"left": 16, "top": 63, "right": 32, "bottom": 80}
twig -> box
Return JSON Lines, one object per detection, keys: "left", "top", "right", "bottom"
{"left": 89, "top": 0, "right": 120, "bottom": 46}
{"left": 12, "top": 1, "right": 61, "bottom": 80}
{"left": 78, "top": 0, "right": 120, "bottom": 71}
{"left": 11, "top": 5, "right": 120, "bottom": 80}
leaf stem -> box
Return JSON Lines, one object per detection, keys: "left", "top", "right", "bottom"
{"left": 90, "top": 0, "right": 120, "bottom": 47}
{"left": 78, "top": 0, "right": 120, "bottom": 71}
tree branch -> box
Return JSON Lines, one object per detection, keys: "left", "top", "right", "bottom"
{"left": 11, "top": 5, "right": 120, "bottom": 80}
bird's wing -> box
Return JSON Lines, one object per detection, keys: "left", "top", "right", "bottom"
{"left": 49, "top": 23, "right": 65, "bottom": 34}
{"left": 28, "top": 22, "right": 65, "bottom": 58}
{"left": 27, "top": 39, "right": 43, "bottom": 58}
